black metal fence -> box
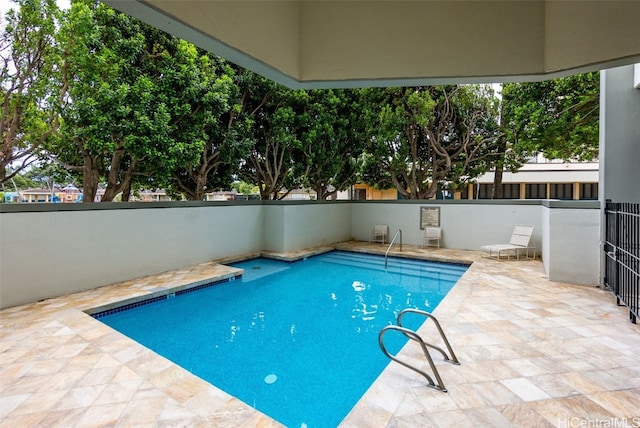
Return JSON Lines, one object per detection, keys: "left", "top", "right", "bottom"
{"left": 604, "top": 201, "right": 639, "bottom": 323}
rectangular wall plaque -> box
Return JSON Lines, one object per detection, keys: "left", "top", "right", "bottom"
{"left": 420, "top": 206, "right": 440, "bottom": 228}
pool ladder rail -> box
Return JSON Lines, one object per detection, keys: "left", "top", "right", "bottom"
{"left": 384, "top": 229, "right": 402, "bottom": 269}
{"left": 378, "top": 308, "right": 460, "bottom": 392}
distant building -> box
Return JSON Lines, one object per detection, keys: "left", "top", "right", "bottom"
{"left": 20, "top": 187, "right": 57, "bottom": 203}
{"left": 60, "top": 184, "right": 82, "bottom": 203}
{"left": 138, "top": 189, "right": 171, "bottom": 202}
{"left": 338, "top": 159, "right": 599, "bottom": 201}
{"left": 337, "top": 184, "right": 398, "bottom": 200}
{"left": 19, "top": 185, "right": 82, "bottom": 203}
{"left": 2, "top": 192, "right": 20, "bottom": 203}
{"left": 466, "top": 160, "right": 599, "bottom": 200}
{"left": 205, "top": 190, "right": 240, "bottom": 201}
{"left": 279, "top": 188, "right": 316, "bottom": 200}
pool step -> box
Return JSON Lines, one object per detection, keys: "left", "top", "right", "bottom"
{"left": 325, "top": 252, "right": 467, "bottom": 274}
{"left": 321, "top": 252, "right": 466, "bottom": 281}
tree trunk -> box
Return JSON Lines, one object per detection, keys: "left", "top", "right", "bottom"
{"left": 422, "top": 183, "right": 439, "bottom": 200}
{"left": 492, "top": 167, "right": 504, "bottom": 199}
{"left": 121, "top": 183, "right": 132, "bottom": 202}
{"left": 82, "top": 153, "right": 100, "bottom": 203}
{"left": 492, "top": 139, "right": 507, "bottom": 199}
{"left": 194, "top": 171, "right": 207, "bottom": 201}
{"left": 390, "top": 170, "right": 410, "bottom": 199}
{"left": 101, "top": 150, "right": 136, "bottom": 202}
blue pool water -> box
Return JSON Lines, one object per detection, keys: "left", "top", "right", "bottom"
{"left": 98, "top": 251, "right": 467, "bottom": 427}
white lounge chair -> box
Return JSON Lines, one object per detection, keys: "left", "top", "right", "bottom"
{"left": 423, "top": 227, "right": 442, "bottom": 248}
{"left": 481, "top": 224, "right": 535, "bottom": 260}
{"left": 369, "top": 224, "right": 388, "bottom": 244}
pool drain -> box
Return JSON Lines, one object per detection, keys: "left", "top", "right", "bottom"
{"left": 264, "top": 374, "right": 277, "bottom": 384}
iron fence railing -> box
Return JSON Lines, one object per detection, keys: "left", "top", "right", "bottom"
{"left": 604, "top": 201, "right": 639, "bottom": 324}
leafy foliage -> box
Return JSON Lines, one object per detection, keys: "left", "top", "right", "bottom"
{"left": 167, "top": 58, "right": 248, "bottom": 200}
{"left": 1, "top": 0, "right": 63, "bottom": 185}
{"left": 238, "top": 75, "right": 303, "bottom": 200}
{"left": 231, "top": 181, "right": 259, "bottom": 195}
{"left": 361, "top": 85, "right": 501, "bottom": 199}
{"left": 55, "top": 0, "right": 206, "bottom": 201}
{"left": 6, "top": 0, "right": 598, "bottom": 204}
{"left": 500, "top": 73, "right": 599, "bottom": 163}
{"left": 295, "top": 89, "right": 365, "bottom": 199}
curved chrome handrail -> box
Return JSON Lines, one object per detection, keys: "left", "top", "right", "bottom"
{"left": 397, "top": 308, "right": 460, "bottom": 365}
{"left": 378, "top": 325, "right": 446, "bottom": 392}
{"left": 378, "top": 308, "right": 461, "bottom": 392}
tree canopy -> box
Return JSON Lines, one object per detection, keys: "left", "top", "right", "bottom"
{"left": 1, "top": 0, "right": 63, "bottom": 185}
{"left": 500, "top": 72, "right": 599, "bottom": 163}
{"left": 2, "top": 1, "right": 601, "bottom": 202}
{"left": 489, "top": 73, "right": 599, "bottom": 198}
{"left": 361, "top": 85, "right": 501, "bottom": 199}
{"left": 166, "top": 59, "right": 247, "bottom": 201}
{"left": 296, "top": 89, "right": 365, "bottom": 200}
{"left": 54, "top": 0, "right": 208, "bottom": 201}
{"left": 239, "top": 79, "right": 303, "bottom": 200}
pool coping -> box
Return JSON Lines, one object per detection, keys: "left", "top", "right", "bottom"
{"left": 83, "top": 246, "right": 340, "bottom": 317}
{"left": 86, "top": 243, "right": 469, "bottom": 317}
{"left": 74, "top": 242, "right": 478, "bottom": 426}
{"left": 83, "top": 245, "right": 458, "bottom": 426}
{"left": 85, "top": 270, "right": 244, "bottom": 317}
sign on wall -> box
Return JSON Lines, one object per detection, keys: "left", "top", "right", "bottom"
{"left": 420, "top": 206, "right": 440, "bottom": 229}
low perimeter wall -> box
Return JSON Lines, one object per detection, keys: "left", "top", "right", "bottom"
{"left": 350, "top": 200, "right": 544, "bottom": 250}
{"left": 0, "top": 200, "right": 600, "bottom": 309}
{"left": 0, "top": 202, "right": 266, "bottom": 309}
{"left": 541, "top": 201, "right": 601, "bottom": 285}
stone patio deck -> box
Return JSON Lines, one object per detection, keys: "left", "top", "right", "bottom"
{"left": 1, "top": 242, "right": 638, "bottom": 427}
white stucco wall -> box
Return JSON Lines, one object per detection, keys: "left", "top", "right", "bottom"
{"left": 542, "top": 203, "right": 601, "bottom": 285}
{"left": 542, "top": 207, "right": 551, "bottom": 279}
{"left": 262, "top": 202, "right": 352, "bottom": 252}
{"left": 599, "top": 64, "right": 640, "bottom": 288}
{"left": 350, "top": 201, "right": 543, "bottom": 251}
{"left": 0, "top": 203, "right": 263, "bottom": 308}
{"left": 281, "top": 202, "right": 352, "bottom": 252}
{"left": 0, "top": 200, "right": 602, "bottom": 308}
{"left": 263, "top": 204, "right": 285, "bottom": 252}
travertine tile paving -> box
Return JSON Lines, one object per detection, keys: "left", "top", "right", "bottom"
{"left": 1, "top": 242, "right": 638, "bottom": 427}
{"left": 338, "top": 243, "right": 639, "bottom": 428}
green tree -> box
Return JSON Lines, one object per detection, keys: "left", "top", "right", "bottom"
{"left": 239, "top": 76, "right": 303, "bottom": 200}
{"left": 500, "top": 72, "right": 599, "bottom": 162}
{"left": 10, "top": 162, "right": 72, "bottom": 190}
{"left": 53, "top": 1, "right": 205, "bottom": 202}
{"left": 170, "top": 63, "right": 255, "bottom": 201}
{"left": 296, "top": 89, "right": 365, "bottom": 200}
{"left": 491, "top": 73, "right": 599, "bottom": 198}
{"left": 1, "top": 0, "right": 63, "bottom": 185}
{"left": 362, "top": 85, "right": 501, "bottom": 199}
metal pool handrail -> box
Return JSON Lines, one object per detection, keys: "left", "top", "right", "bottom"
{"left": 397, "top": 308, "right": 460, "bottom": 364}
{"left": 378, "top": 308, "right": 460, "bottom": 392}
{"left": 384, "top": 229, "right": 402, "bottom": 269}
{"left": 379, "top": 325, "right": 446, "bottom": 391}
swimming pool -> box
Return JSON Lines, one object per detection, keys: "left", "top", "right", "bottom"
{"left": 97, "top": 251, "right": 467, "bottom": 427}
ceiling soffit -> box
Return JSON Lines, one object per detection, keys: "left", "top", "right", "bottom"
{"left": 104, "top": 0, "right": 640, "bottom": 88}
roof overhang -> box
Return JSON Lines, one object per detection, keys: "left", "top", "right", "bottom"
{"left": 103, "top": 0, "right": 640, "bottom": 89}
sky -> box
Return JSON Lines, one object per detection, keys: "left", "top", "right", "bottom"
{"left": 1, "top": 0, "right": 70, "bottom": 22}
